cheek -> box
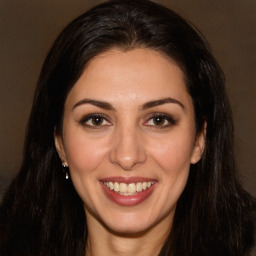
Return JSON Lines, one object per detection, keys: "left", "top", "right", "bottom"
{"left": 63, "top": 129, "right": 110, "bottom": 174}
{"left": 62, "top": 129, "right": 111, "bottom": 208}
{"left": 147, "top": 131, "right": 195, "bottom": 178}
{"left": 144, "top": 135, "right": 193, "bottom": 219}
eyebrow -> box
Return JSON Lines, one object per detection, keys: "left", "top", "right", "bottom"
{"left": 72, "top": 97, "right": 184, "bottom": 111}
{"left": 141, "top": 97, "right": 185, "bottom": 110}
{"left": 72, "top": 99, "right": 115, "bottom": 111}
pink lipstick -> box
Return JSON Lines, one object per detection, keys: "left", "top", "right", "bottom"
{"left": 100, "top": 177, "right": 157, "bottom": 206}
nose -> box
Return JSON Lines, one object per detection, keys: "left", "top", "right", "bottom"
{"left": 109, "top": 126, "right": 147, "bottom": 171}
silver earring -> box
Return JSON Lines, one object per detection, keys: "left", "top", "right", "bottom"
{"left": 62, "top": 163, "right": 69, "bottom": 180}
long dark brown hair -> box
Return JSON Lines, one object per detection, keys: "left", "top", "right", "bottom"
{"left": 0, "top": 0, "right": 255, "bottom": 255}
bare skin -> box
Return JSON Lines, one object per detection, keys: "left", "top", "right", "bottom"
{"left": 85, "top": 207, "right": 172, "bottom": 256}
{"left": 55, "top": 48, "right": 205, "bottom": 256}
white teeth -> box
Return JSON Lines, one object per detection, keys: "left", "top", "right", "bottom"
{"left": 119, "top": 183, "right": 128, "bottom": 193}
{"left": 127, "top": 183, "right": 136, "bottom": 194}
{"left": 114, "top": 182, "right": 119, "bottom": 192}
{"left": 103, "top": 181, "right": 154, "bottom": 195}
{"left": 136, "top": 182, "right": 143, "bottom": 192}
{"left": 109, "top": 182, "right": 114, "bottom": 190}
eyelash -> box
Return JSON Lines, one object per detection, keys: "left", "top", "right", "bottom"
{"left": 144, "top": 113, "right": 176, "bottom": 128}
{"left": 80, "top": 114, "right": 111, "bottom": 128}
{"left": 79, "top": 113, "right": 176, "bottom": 129}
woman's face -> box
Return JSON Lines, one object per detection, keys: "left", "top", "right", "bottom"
{"left": 55, "top": 48, "right": 205, "bottom": 235}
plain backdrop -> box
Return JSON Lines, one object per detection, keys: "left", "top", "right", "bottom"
{"left": 0, "top": 0, "right": 255, "bottom": 196}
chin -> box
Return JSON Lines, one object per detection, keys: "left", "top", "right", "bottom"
{"left": 105, "top": 219, "right": 156, "bottom": 236}
{"left": 99, "top": 209, "right": 171, "bottom": 236}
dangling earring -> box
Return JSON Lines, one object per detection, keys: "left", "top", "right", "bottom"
{"left": 62, "top": 163, "right": 69, "bottom": 180}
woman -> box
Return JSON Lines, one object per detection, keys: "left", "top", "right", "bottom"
{"left": 0, "top": 0, "right": 255, "bottom": 255}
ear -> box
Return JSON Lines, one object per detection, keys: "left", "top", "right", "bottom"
{"left": 54, "top": 130, "right": 68, "bottom": 165}
{"left": 190, "top": 122, "right": 206, "bottom": 164}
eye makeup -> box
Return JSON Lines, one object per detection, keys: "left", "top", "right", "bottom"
{"left": 78, "top": 111, "right": 177, "bottom": 131}
{"left": 79, "top": 113, "right": 111, "bottom": 128}
{"left": 144, "top": 113, "right": 177, "bottom": 129}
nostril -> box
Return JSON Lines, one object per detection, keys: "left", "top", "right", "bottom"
{"left": 109, "top": 145, "right": 147, "bottom": 171}
{"left": 109, "top": 128, "right": 147, "bottom": 170}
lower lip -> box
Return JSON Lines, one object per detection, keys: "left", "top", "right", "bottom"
{"left": 100, "top": 182, "right": 156, "bottom": 206}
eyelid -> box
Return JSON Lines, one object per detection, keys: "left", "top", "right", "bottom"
{"left": 79, "top": 113, "right": 112, "bottom": 127}
{"left": 144, "top": 112, "right": 176, "bottom": 128}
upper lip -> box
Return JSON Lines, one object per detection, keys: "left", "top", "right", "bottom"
{"left": 100, "top": 176, "right": 157, "bottom": 184}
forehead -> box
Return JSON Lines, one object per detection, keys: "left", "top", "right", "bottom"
{"left": 65, "top": 48, "right": 192, "bottom": 110}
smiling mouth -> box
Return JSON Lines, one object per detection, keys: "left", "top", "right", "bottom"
{"left": 103, "top": 181, "right": 155, "bottom": 196}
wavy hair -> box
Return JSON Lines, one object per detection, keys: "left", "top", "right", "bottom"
{"left": 0, "top": 0, "right": 255, "bottom": 255}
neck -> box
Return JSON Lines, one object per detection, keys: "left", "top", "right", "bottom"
{"left": 84, "top": 211, "right": 173, "bottom": 256}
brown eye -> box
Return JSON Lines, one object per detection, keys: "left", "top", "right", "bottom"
{"left": 145, "top": 114, "right": 176, "bottom": 128}
{"left": 80, "top": 114, "right": 111, "bottom": 128}
{"left": 91, "top": 116, "right": 104, "bottom": 126}
{"left": 152, "top": 116, "right": 166, "bottom": 126}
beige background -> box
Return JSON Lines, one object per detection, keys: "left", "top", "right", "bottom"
{"left": 0, "top": 0, "right": 255, "bottom": 196}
